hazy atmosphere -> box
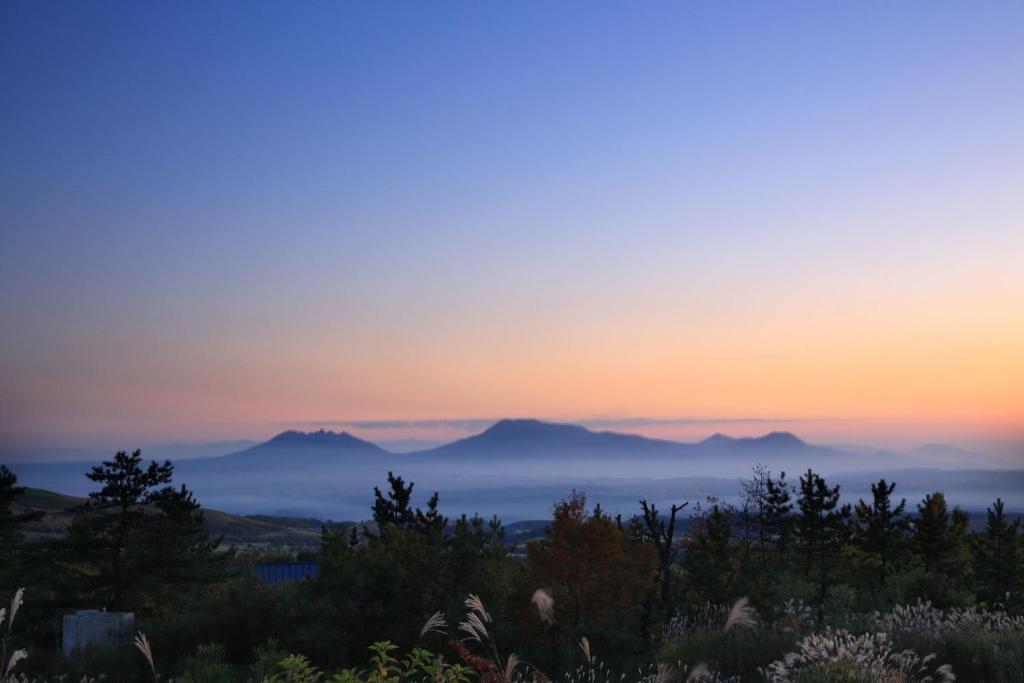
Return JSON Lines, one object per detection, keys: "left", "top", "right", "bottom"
{"left": 2, "top": 3, "right": 1022, "bottom": 457}
{"left": 2, "top": 4, "right": 1024, "bottom": 681}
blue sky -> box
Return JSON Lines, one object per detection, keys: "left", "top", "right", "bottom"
{"left": 1, "top": 2, "right": 1022, "bottom": 451}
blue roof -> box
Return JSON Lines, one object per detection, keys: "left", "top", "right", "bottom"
{"left": 250, "top": 562, "right": 319, "bottom": 585}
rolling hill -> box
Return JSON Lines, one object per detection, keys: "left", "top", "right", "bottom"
{"left": 13, "top": 487, "right": 347, "bottom": 552}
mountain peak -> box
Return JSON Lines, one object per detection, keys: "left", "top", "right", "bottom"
{"left": 701, "top": 432, "right": 736, "bottom": 446}
{"left": 482, "top": 418, "right": 585, "bottom": 437}
{"left": 421, "top": 418, "right": 679, "bottom": 457}
{"left": 755, "top": 431, "right": 805, "bottom": 447}
{"left": 485, "top": 418, "right": 540, "bottom": 432}
{"left": 268, "top": 429, "right": 374, "bottom": 447}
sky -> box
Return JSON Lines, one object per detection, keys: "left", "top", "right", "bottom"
{"left": 1, "top": 2, "right": 1022, "bottom": 457}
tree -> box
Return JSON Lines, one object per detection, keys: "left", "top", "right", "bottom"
{"left": 737, "top": 466, "right": 796, "bottom": 604}
{"left": 0, "top": 466, "right": 42, "bottom": 586}
{"left": 762, "top": 470, "right": 795, "bottom": 570}
{"left": 682, "top": 503, "right": 737, "bottom": 604}
{"left": 143, "top": 484, "right": 226, "bottom": 604}
{"left": 317, "top": 474, "right": 515, "bottom": 666}
{"left": 851, "top": 479, "right": 907, "bottom": 591}
{"left": 638, "top": 498, "right": 687, "bottom": 618}
{"left": 912, "top": 491, "right": 973, "bottom": 606}
{"left": 66, "top": 450, "right": 224, "bottom": 613}
{"left": 973, "top": 498, "right": 1021, "bottom": 606}
{"left": 447, "top": 513, "right": 513, "bottom": 613}
{"left": 796, "top": 469, "right": 851, "bottom": 610}
{"left": 369, "top": 472, "right": 446, "bottom": 542}
{"left": 738, "top": 465, "right": 771, "bottom": 569}
{"left": 528, "top": 492, "right": 656, "bottom": 631}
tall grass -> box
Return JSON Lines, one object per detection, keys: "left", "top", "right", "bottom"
{"left": 15, "top": 588, "right": 1024, "bottom": 682}
{"left": 1, "top": 589, "right": 27, "bottom": 679}
{"left": 761, "top": 630, "right": 955, "bottom": 683}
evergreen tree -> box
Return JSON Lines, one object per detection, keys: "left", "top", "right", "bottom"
{"left": 65, "top": 450, "right": 224, "bottom": 613}
{"left": 912, "top": 491, "right": 973, "bottom": 606}
{"left": 762, "top": 470, "right": 795, "bottom": 570}
{"left": 973, "top": 498, "right": 1021, "bottom": 606}
{"left": 370, "top": 471, "right": 417, "bottom": 532}
{"left": 319, "top": 474, "right": 513, "bottom": 661}
{"left": 682, "top": 504, "right": 737, "bottom": 604}
{"left": 796, "top": 469, "right": 851, "bottom": 609}
{"left": 0, "top": 465, "right": 43, "bottom": 586}
{"left": 737, "top": 466, "right": 795, "bottom": 604}
{"left": 369, "top": 471, "right": 446, "bottom": 542}
{"left": 143, "top": 484, "right": 226, "bottom": 604}
{"left": 852, "top": 479, "right": 908, "bottom": 590}
{"left": 738, "top": 465, "right": 772, "bottom": 569}
{"left": 447, "top": 513, "right": 510, "bottom": 602}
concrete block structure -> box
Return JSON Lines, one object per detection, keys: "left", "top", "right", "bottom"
{"left": 62, "top": 610, "right": 135, "bottom": 657}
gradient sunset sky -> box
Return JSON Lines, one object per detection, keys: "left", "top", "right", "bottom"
{"left": 2, "top": 3, "right": 1022, "bottom": 455}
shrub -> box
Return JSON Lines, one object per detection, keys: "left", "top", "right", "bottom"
{"left": 763, "top": 630, "right": 954, "bottom": 683}
{"left": 178, "top": 643, "right": 237, "bottom": 683}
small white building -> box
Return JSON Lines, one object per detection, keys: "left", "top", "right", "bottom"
{"left": 62, "top": 610, "right": 135, "bottom": 657}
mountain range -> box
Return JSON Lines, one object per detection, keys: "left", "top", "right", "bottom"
{"left": 5, "top": 419, "right": 1018, "bottom": 521}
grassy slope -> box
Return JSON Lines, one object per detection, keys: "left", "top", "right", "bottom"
{"left": 14, "top": 487, "right": 339, "bottom": 552}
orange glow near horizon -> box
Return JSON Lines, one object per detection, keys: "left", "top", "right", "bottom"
{"left": 2, "top": 3, "right": 1023, "bottom": 458}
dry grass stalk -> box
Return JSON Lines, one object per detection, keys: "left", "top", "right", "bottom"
{"left": 723, "top": 597, "right": 756, "bottom": 632}
{"left": 133, "top": 631, "right": 158, "bottom": 682}
{"left": 531, "top": 588, "right": 555, "bottom": 625}
{"left": 3, "top": 648, "right": 27, "bottom": 675}
{"left": 579, "top": 636, "right": 592, "bottom": 665}
{"left": 502, "top": 653, "right": 521, "bottom": 682}
{"left": 420, "top": 610, "right": 448, "bottom": 638}
{"left": 459, "top": 610, "right": 490, "bottom": 643}
{"left": 1, "top": 588, "right": 27, "bottom": 678}
{"left": 466, "top": 594, "right": 492, "bottom": 623}
{"left": 7, "top": 589, "right": 23, "bottom": 630}
{"left": 684, "top": 662, "right": 710, "bottom": 682}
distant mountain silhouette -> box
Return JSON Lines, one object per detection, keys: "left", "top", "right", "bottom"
{"left": 182, "top": 428, "right": 388, "bottom": 472}
{"left": 700, "top": 433, "right": 736, "bottom": 446}
{"left": 415, "top": 418, "right": 681, "bottom": 459}
{"left": 736, "top": 431, "right": 806, "bottom": 449}
{"left": 699, "top": 431, "right": 806, "bottom": 449}
{"left": 267, "top": 429, "right": 384, "bottom": 450}
{"left": 7, "top": 419, "right": 1011, "bottom": 520}
{"left": 176, "top": 420, "right": 832, "bottom": 471}
{"left": 409, "top": 420, "right": 828, "bottom": 467}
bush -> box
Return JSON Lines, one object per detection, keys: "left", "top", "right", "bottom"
{"left": 178, "top": 643, "right": 238, "bottom": 683}
{"left": 892, "top": 630, "right": 1024, "bottom": 683}
{"left": 763, "top": 630, "right": 954, "bottom": 683}
{"left": 660, "top": 626, "right": 796, "bottom": 679}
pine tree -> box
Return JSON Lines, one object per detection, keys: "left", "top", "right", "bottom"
{"left": 319, "top": 475, "right": 511, "bottom": 655}
{"left": 739, "top": 465, "right": 772, "bottom": 569}
{"left": 973, "top": 498, "right": 1021, "bottom": 606}
{"left": 0, "top": 466, "right": 43, "bottom": 586}
{"left": 682, "top": 504, "right": 737, "bottom": 604}
{"left": 796, "top": 469, "right": 851, "bottom": 609}
{"left": 912, "top": 491, "right": 973, "bottom": 606}
{"left": 737, "top": 466, "right": 794, "bottom": 605}
{"left": 370, "top": 471, "right": 417, "bottom": 533}
{"left": 66, "top": 450, "right": 224, "bottom": 613}
{"left": 761, "top": 470, "right": 795, "bottom": 573}
{"left": 852, "top": 479, "right": 908, "bottom": 590}
{"left": 143, "top": 484, "right": 225, "bottom": 604}
{"left": 369, "top": 471, "right": 447, "bottom": 542}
